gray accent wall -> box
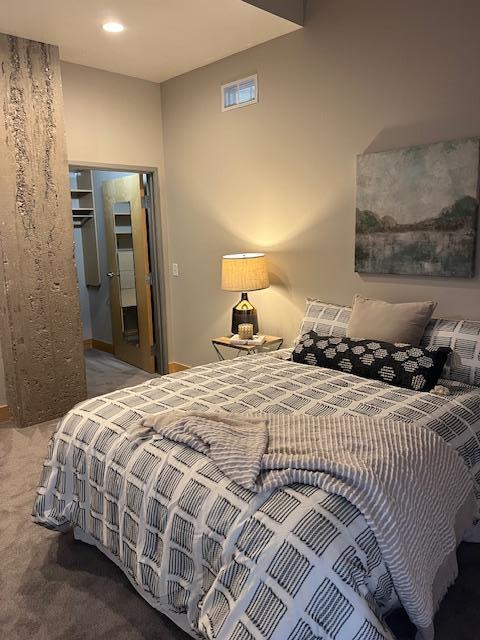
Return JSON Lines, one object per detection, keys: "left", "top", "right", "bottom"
{"left": 161, "top": 0, "right": 480, "bottom": 368}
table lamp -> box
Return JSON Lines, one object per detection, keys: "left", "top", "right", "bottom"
{"left": 221, "top": 253, "right": 270, "bottom": 334}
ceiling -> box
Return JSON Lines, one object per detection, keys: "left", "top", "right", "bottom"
{"left": 0, "top": 0, "right": 301, "bottom": 83}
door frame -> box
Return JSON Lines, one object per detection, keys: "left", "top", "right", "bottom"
{"left": 69, "top": 160, "right": 168, "bottom": 375}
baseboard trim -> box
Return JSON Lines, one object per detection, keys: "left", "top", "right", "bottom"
{"left": 92, "top": 339, "right": 114, "bottom": 354}
{"left": 84, "top": 338, "right": 115, "bottom": 354}
{"left": 0, "top": 404, "right": 10, "bottom": 422}
{"left": 168, "top": 362, "right": 190, "bottom": 373}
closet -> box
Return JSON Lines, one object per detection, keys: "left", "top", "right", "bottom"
{"left": 70, "top": 168, "right": 100, "bottom": 286}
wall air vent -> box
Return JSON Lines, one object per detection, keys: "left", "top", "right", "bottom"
{"left": 222, "top": 74, "right": 258, "bottom": 111}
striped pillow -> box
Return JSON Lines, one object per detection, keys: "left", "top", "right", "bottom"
{"left": 296, "top": 299, "right": 351, "bottom": 344}
{"left": 421, "top": 318, "right": 480, "bottom": 386}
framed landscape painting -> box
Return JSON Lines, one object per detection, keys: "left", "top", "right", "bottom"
{"left": 355, "top": 138, "right": 480, "bottom": 277}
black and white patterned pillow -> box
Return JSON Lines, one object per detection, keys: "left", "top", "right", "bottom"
{"left": 292, "top": 332, "right": 451, "bottom": 392}
{"left": 295, "top": 299, "right": 351, "bottom": 344}
{"left": 421, "top": 318, "right": 480, "bottom": 386}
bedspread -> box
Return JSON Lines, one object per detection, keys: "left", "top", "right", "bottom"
{"left": 140, "top": 409, "right": 475, "bottom": 637}
{"left": 33, "top": 354, "right": 480, "bottom": 640}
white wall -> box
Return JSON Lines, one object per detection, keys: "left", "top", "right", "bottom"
{"left": 60, "top": 61, "right": 171, "bottom": 351}
{"left": 61, "top": 62, "right": 165, "bottom": 170}
{"left": 161, "top": 0, "right": 480, "bottom": 367}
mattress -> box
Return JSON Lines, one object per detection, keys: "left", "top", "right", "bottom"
{"left": 33, "top": 352, "right": 480, "bottom": 640}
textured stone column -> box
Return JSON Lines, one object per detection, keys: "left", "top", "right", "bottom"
{"left": 0, "top": 34, "right": 86, "bottom": 427}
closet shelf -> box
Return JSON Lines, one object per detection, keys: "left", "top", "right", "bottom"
{"left": 70, "top": 189, "right": 93, "bottom": 196}
{"left": 70, "top": 167, "right": 100, "bottom": 285}
{"left": 73, "top": 213, "right": 93, "bottom": 228}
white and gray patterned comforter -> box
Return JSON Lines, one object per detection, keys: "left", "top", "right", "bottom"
{"left": 33, "top": 353, "right": 480, "bottom": 640}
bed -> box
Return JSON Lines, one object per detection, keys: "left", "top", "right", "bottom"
{"left": 33, "top": 302, "right": 480, "bottom": 640}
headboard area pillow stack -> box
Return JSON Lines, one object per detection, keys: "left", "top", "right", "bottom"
{"left": 296, "top": 297, "right": 480, "bottom": 387}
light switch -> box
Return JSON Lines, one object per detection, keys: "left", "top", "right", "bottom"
{"left": 172, "top": 263, "right": 179, "bottom": 277}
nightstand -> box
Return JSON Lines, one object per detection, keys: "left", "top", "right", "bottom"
{"left": 212, "top": 335, "right": 283, "bottom": 360}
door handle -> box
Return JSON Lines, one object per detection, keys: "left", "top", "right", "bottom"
{"left": 107, "top": 272, "right": 119, "bottom": 278}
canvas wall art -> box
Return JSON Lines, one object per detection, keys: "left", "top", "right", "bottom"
{"left": 355, "top": 138, "right": 479, "bottom": 277}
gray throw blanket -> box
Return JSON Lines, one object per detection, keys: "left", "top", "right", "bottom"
{"left": 139, "top": 410, "right": 475, "bottom": 640}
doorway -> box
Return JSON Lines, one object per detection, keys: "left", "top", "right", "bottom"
{"left": 70, "top": 166, "right": 165, "bottom": 385}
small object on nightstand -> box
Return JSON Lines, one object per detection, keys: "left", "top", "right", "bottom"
{"left": 212, "top": 335, "right": 283, "bottom": 360}
{"left": 238, "top": 323, "right": 254, "bottom": 340}
{"left": 229, "top": 334, "right": 266, "bottom": 346}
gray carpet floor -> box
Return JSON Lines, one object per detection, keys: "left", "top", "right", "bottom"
{"left": 85, "top": 349, "right": 160, "bottom": 398}
{"left": 1, "top": 351, "right": 479, "bottom": 639}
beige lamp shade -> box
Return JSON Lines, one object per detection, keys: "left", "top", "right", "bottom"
{"left": 221, "top": 253, "right": 270, "bottom": 292}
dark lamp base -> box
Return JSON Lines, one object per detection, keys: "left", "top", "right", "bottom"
{"left": 231, "top": 292, "right": 259, "bottom": 334}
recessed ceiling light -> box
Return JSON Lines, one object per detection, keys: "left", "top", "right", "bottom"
{"left": 102, "top": 22, "right": 124, "bottom": 33}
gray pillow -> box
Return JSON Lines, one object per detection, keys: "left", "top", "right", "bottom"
{"left": 347, "top": 295, "right": 436, "bottom": 346}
